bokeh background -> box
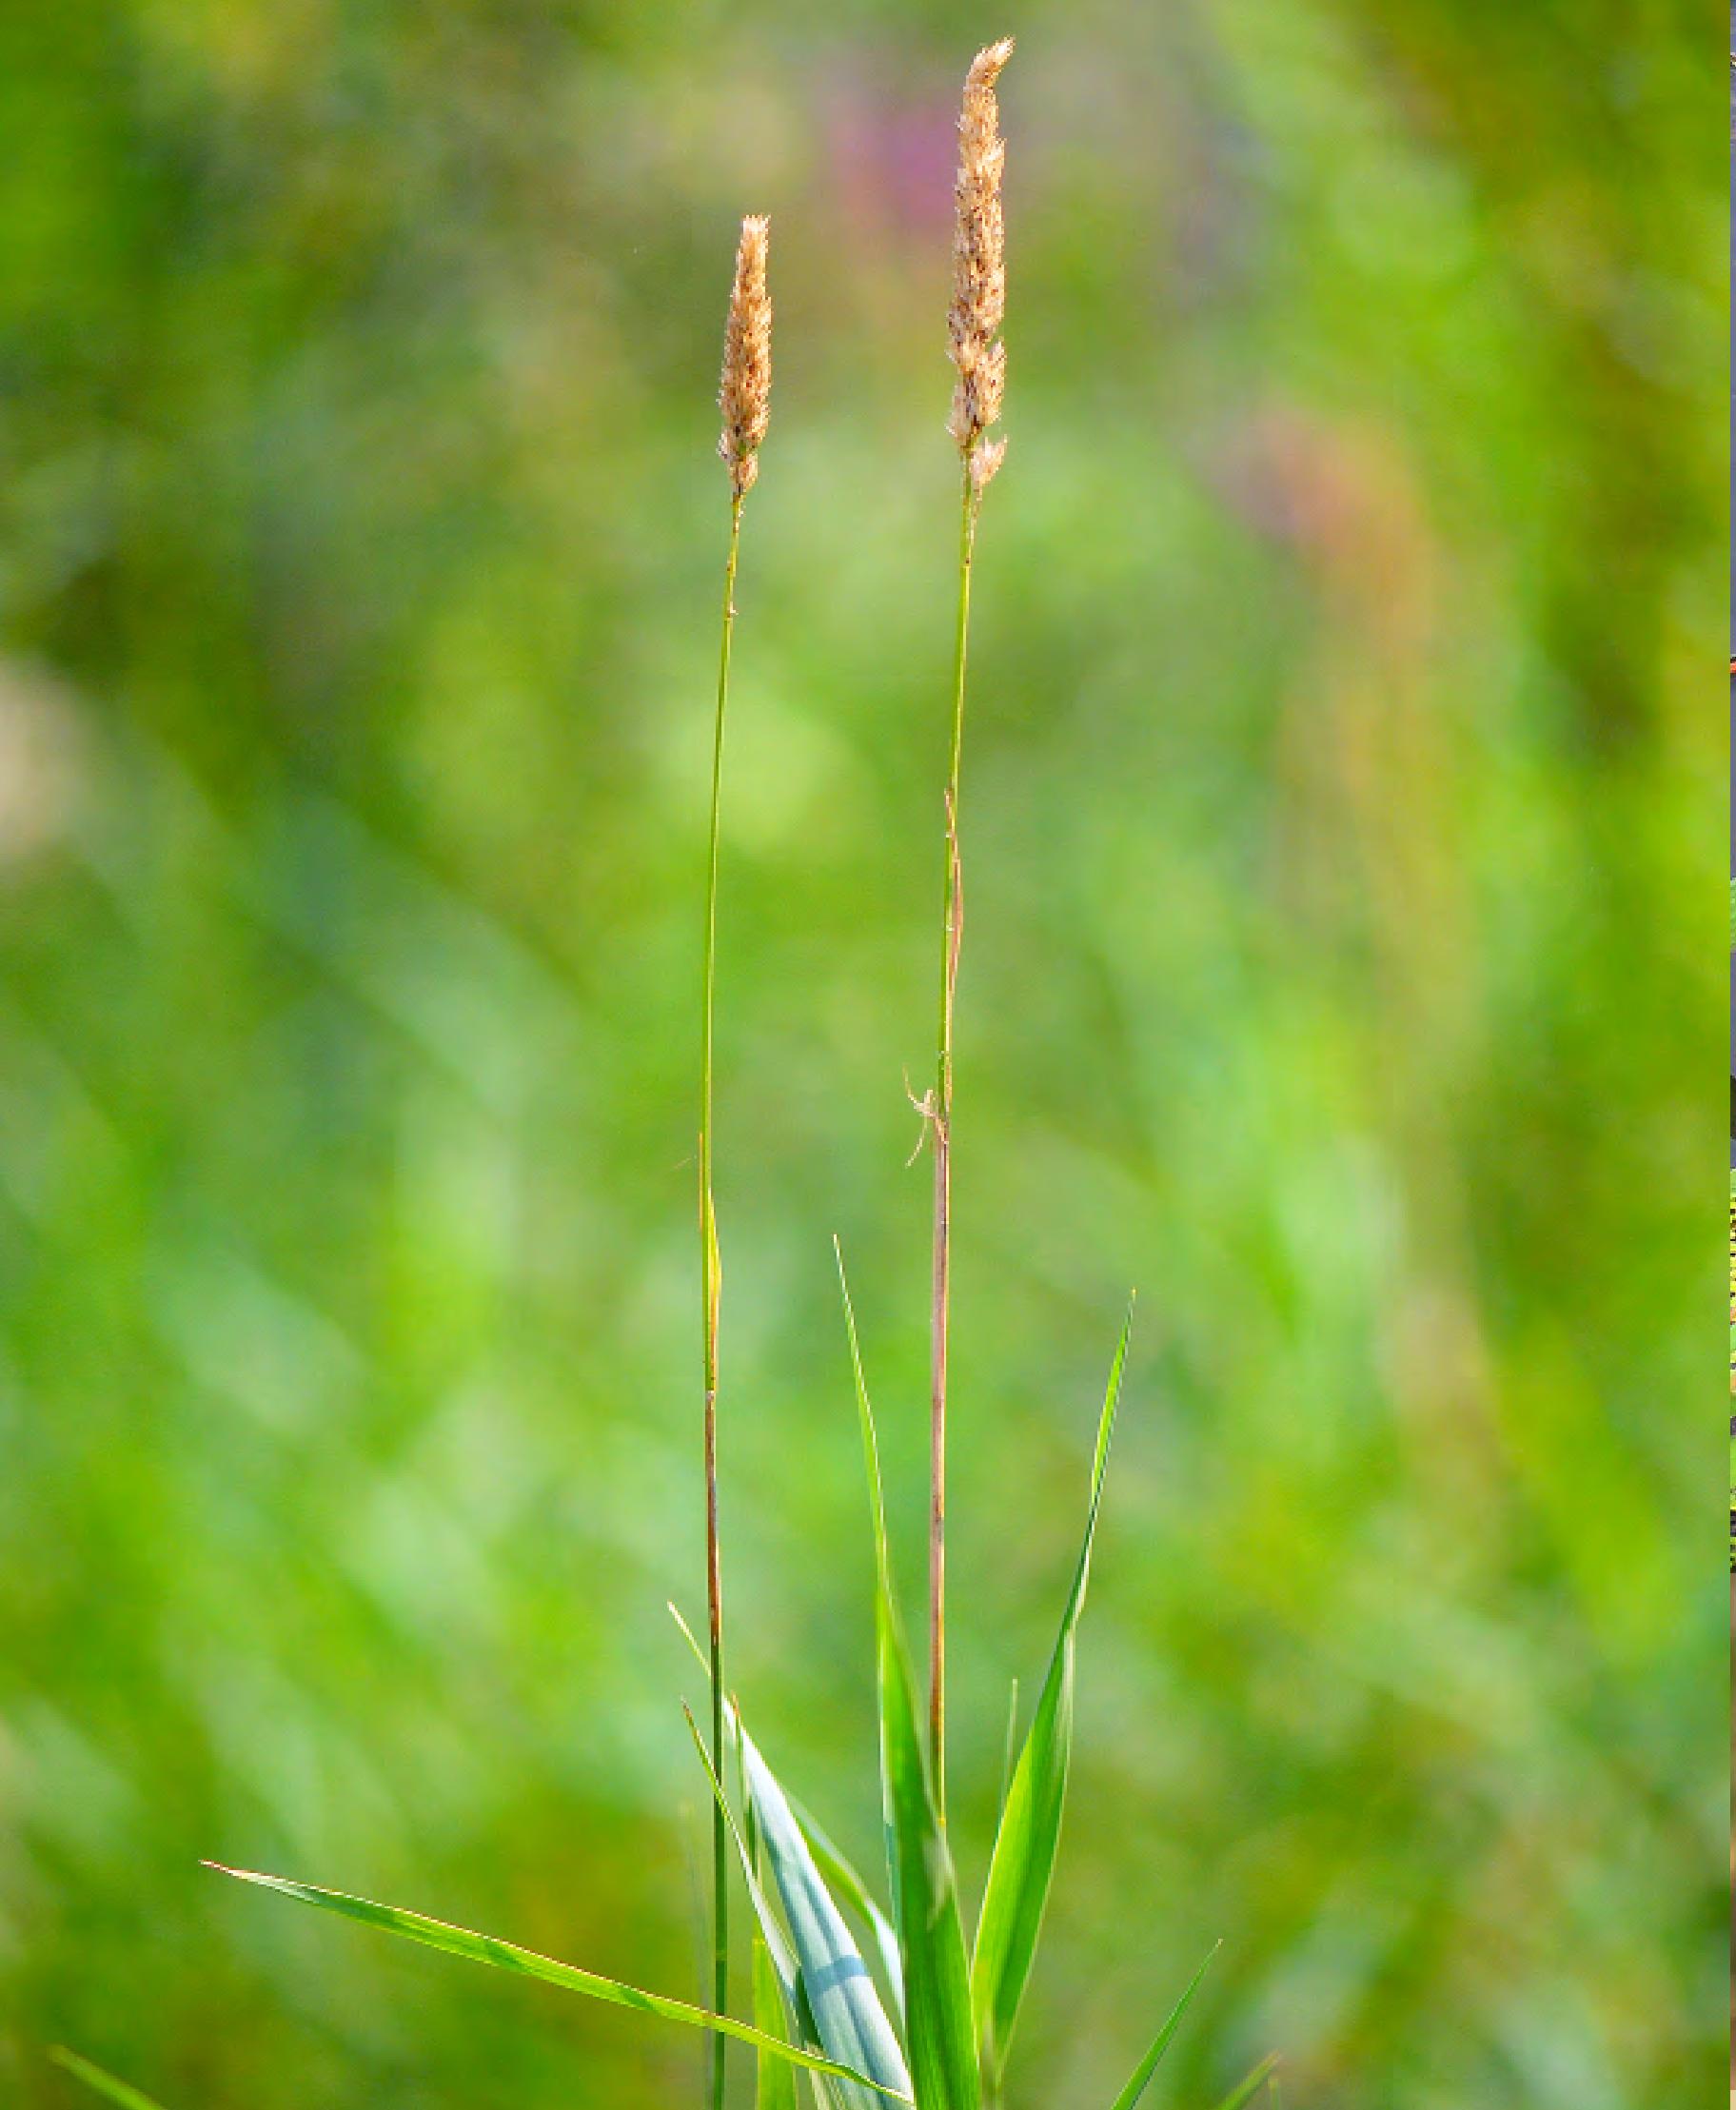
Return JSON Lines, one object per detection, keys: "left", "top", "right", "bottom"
{"left": 0, "top": 3, "right": 1722, "bottom": 2105}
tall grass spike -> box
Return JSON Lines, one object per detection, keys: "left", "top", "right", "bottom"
{"left": 719, "top": 215, "right": 773, "bottom": 498}
{"left": 947, "top": 40, "right": 1013, "bottom": 482}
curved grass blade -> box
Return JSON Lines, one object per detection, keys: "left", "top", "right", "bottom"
{"left": 49, "top": 2051, "right": 168, "bottom": 2110}
{"left": 1105, "top": 1943, "right": 1218, "bottom": 2110}
{"left": 205, "top": 1862, "right": 906, "bottom": 2100}
{"left": 836, "top": 1244, "right": 980, "bottom": 2110}
{"left": 1212, "top": 2054, "right": 1280, "bottom": 2109}
{"left": 739, "top": 1724, "right": 911, "bottom": 2110}
{"left": 971, "top": 1306, "right": 1132, "bottom": 2095}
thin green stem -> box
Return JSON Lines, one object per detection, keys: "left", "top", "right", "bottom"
{"left": 929, "top": 462, "right": 979, "bottom": 1813}
{"left": 701, "top": 491, "right": 743, "bottom": 2110}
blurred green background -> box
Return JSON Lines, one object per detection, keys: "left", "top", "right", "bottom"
{"left": 0, "top": 2, "right": 1721, "bottom": 2105}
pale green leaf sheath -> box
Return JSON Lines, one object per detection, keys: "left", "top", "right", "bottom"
{"left": 206, "top": 1864, "right": 907, "bottom": 2100}
{"left": 788, "top": 1793, "right": 905, "bottom": 2027}
{"left": 837, "top": 1248, "right": 980, "bottom": 2110}
{"left": 972, "top": 1309, "right": 1132, "bottom": 2099}
{"left": 669, "top": 1601, "right": 906, "bottom": 2040}
{"left": 681, "top": 1705, "right": 909, "bottom": 2110}
{"left": 682, "top": 1706, "right": 861, "bottom": 2110}
{"left": 740, "top": 1725, "right": 912, "bottom": 2110}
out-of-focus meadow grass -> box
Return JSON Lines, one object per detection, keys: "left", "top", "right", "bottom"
{"left": 0, "top": 3, "right": 1720, "bottom": 2105}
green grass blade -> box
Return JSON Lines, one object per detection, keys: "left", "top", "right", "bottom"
{"left": 873, "top": 1580, "right": 978, "bottom": 2110}
{"left": 49, "top": 2051, "right": 168, "bottom": 2110}
{"left": 836, "top": 1246, "right": 980, "bottom": 2110}
{"left": 995, "top": 1679, "right": 1020, "bottom": 1827}
{"left": 206, "top": 1862, "right": 907, "bottom": 2100}
{"left": 971, "top": 1306, "right": 1132, "bottom": 2094}
{"left": 1212, "top": 2054, "right": 1279, "bottom": 2109}
{"left": 739, "top": 1724, "right": 911, "bottom": 2110}
{"left": 1104, "top": 1944, "right": 1218, "bottom": 2110}
{"left": 835, "top": 1243, "right": 892, "bottom": 1580}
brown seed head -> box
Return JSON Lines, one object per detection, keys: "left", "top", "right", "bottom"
{"left": 719, "top": 214, "right": 771, "bottom": 499}
{"left": 947, "top": 38, "right": 1013, "bottom": 478}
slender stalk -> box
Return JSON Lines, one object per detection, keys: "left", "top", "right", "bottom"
{"left": 705, "top": 205, "right": 769, "bottom": 2110}
{"left": 931, "top": 28, "right": 1011, "bottom": 1815}
{"left": 929, "top": 463, "right": 979, "bottom": 1809}
{"left": 700, "top": 491, "right": 742, "bottom": 2110}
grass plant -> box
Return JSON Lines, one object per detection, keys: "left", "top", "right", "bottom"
{"left": 53, "top": 39, "right": 1275, "bottom": 2110}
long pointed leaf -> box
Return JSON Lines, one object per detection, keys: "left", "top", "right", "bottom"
{"left": 874, "top": 1608, "right": 978, "bottom": 2110}
{"left": 206, "top": 1863, "right": 907, "bottom": 2100}
{"left": 971, "top": 1307, "right": 1132, "bottom": 2094}
{"left": 836, "top": 1246, "right": 980, "bottom": 2110}
{"left": 739, "top": 1725, "right": 911, "bottom": 2110}
{"left": 1105, "top": 1944, "right": 1218, "bottom": 2110}
{"left": 49, "top": 2052, "right": 168, "bottom": 2110}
